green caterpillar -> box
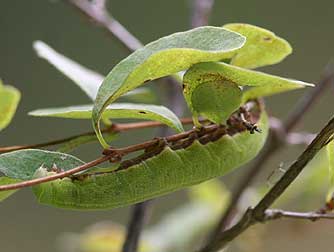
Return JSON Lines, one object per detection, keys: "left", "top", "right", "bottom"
{"left": 33, "top": 103, "right": 268, "bottom": 210}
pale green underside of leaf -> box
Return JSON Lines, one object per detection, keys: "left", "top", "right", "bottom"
{"left": 33, "top": 40, "right": 154, "bottom": 102}
{"left": 92, "top": 26, "right": 246, "bottom": 147}
{"left": 223, "top": 23, "right": 292, "bottom": 69}
{"left": 29, "top": 103, "right": 184, "bottom": 133}
{"left": 0, "top": 81, "right": 21, "bottom": 131}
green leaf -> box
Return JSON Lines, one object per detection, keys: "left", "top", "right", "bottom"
{"left": 326, "top": 139, "right": 334, "bottom": 202}
{"left": 0, "top": 177, "right": 20, "bottom": 202}
{"left": 92, "top": 26, "right": 246, "bottom": 147}
{"left": 0, "top": 149, "right": 85, "bottom": 181}
{"left": 190, "top": 80, "right": 242, "bottom": 124}
{"left": 223, "top": 23, "right": 292, "bottom": 69}
{"left": 0, "top": 80, "right": 20, "bottom": 131}
{"left": 0, "top": 149, "right": 87, "bottom": 201}
{"left": 29, "top": 103, "right": 184, "bottom": 133}
{"left": 183, "top": 62, "right": 314, "bottom": 112}
{"left": 33, "top": 40, "right": 154, "bottom": 102}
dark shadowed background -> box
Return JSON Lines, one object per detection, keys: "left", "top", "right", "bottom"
{"left": 1, "top": 0, "right": 334, "bottom": 251}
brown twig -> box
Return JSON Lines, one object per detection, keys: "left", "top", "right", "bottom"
{"left": 202, "top": 64, "right": 334, "bottom": 250}
{"left": 122, "top": 201, "right": 152, "bottom": 252}
{"left": 0, "top": 155, "right": 111, "bottom": 191}
{"left": 66, "top": 0, "right": 142, "bottom": 52}
{"left": 0, "top": 118, "right": 197, "bottom": 154}
{"left": 0, "top": 131, "right": 99, "bottom": 154}
{"left": 263, "top": 209, "right": 334, "bottom": 221}
{"left": 191, "top": 0, "right": 215, "bottom": 28}
{"left": 65, "top": 0, "right": 182, "bottom": 90}
{"left": 201, "top": 115, "right": 334, "bottom": 252}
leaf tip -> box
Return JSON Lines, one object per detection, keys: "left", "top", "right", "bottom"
{"left": 27, "top": 110, "right": 39, "bottom": 117}
{"left": 33, "top": 40, "right": 48, "bottom": 57}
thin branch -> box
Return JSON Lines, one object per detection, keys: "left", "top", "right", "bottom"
{"left": 0, "top": 131, "right": 98, "bottom": 154}
{"left": 201, "top": 115, "right": 334, "bottom": 252}
{"left": 191, "top": 0, "right": 215, "bottom": 28}
{"left": 264, "top": 209, "right": 334, "bottom": 221}
{"left": 0, "top": 117, "right": 196, "bottom": 154}
{"left": 65, "top": 0, "right": 184, "bottom": 93}
{"left": 122, "top": 201, "right": 152, "bottom": 252}
{"left": 67, "top": 0, "right": 142, "bottom": 52}
{"left": 202, "top": 64, "right": 334, "bottom": 248}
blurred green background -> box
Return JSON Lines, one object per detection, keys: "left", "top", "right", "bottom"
{"left": 1, "top": 0, "right": 334, "bottom": 251}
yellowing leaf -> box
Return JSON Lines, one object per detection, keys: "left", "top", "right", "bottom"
{"left": 326, "top": 139, "right": 334, "bottom": 202}
{"left": 223, "top": 23, "right": 292, "bottom": 69}
{"left": 0, "top": 177, "right": 20, "bottom": 202}
{"left": 0, "top": 80, "right": 20, "bottom": 131}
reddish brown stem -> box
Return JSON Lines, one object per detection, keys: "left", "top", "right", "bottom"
{"left": 0, "top": 155, "right": 111, "bottom": 191}
{"left": 0, "top": 121, "right": 216, "bottom": 192}
{"left": 0, "top": 118, "right": 198, "bottom": 154}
